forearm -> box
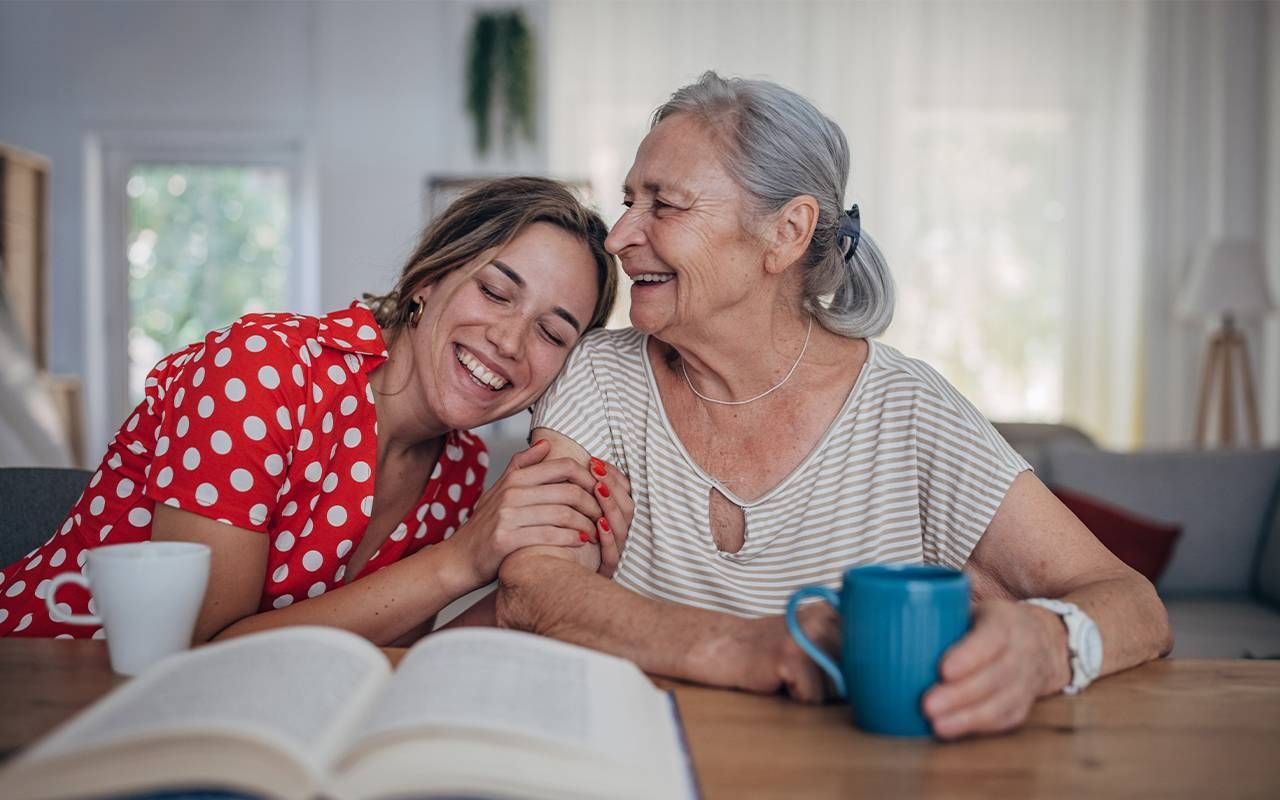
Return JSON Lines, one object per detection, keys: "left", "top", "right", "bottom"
{"left": 1075, "top": 571, "right": 1171, "bottom": 668}
{"left": 966, "top": 472, "right": 1175, "bottom": 697}
{"left": 213, "top": 538, "right": 479, "bottom": 646}
{"left": 1019, "top": 572, "right": 1172, "bottom": 695}
{"left": 440, "top": 589, "right": 497, "bottom": 628}
{"left": 495, "top": 549, "right": 756, "bottom": 688}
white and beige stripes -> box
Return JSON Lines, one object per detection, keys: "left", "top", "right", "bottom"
{"left": 532, "top": 328, "right": 1029, "bottom": 618}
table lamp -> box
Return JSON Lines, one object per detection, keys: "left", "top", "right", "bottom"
{"left": 1177, "top": 239, "right": 1276, "bottom": 447}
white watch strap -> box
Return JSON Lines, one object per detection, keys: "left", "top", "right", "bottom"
{"left": 1022, "top": 597, "right": 1097, "bottom": 695}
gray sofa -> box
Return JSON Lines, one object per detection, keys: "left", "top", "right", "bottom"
{"left": 995, "top": 423, "right": 1280, "bottom": 659}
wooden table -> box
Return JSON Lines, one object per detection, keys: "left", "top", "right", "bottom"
{"left": 2, "top": 639, "right": 1278, "bottom": 799}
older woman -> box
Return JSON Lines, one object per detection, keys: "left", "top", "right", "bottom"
{"left": 487, "top": 74, "right": 1172, "bottom": 739}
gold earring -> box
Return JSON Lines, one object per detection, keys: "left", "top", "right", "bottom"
{"left": 408, "top": 297, "right": 425, "bottom": 327}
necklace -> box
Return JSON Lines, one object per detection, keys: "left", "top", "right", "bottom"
{"left": 681, "top": 316, "right": 814, "bottom": 406}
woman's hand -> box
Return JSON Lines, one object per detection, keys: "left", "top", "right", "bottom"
{"left": 588, "top": 456, "right": 634, "bottom": 578}
{"left": 447, "top": 440, "right": 600, "bottom": 589}
{"left": 704, "top": 603, "right": 841, "bottom": 704}
{"left": 921, "top": 599, "right": 1070, "bottom": 739}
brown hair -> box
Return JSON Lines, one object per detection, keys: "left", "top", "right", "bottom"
{"left": 365, "top": 177, "right": 617, "bottom": 337}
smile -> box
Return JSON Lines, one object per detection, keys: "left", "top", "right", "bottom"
{"left": 455, "top": 346, "right": 509, "bottom": 391}
{"left": 632, "top": 273, "right": 675, "bottom": 284}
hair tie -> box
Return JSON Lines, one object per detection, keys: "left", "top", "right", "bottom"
{"left": 837, "top": 204, "right": 861, "bottom": 260}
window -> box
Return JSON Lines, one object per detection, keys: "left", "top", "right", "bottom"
{"left": 124, "top": 164, "right": 291, "bottom": 403}
{"left": 85, "top": 134, "right": 314, "bottom": 451}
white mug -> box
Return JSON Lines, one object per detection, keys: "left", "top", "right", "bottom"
{"left": 45, "top": 541, "right": 211, "bottom": 675}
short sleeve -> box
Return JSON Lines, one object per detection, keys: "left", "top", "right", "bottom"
{"left": 530, "top": 329, "right": 618, "bottom": 462}
{"left": 145, "top": 321, "right": 305, "bottom": 531}
{"left": 910, "top": 364, "right": 1031, "bottom": 570}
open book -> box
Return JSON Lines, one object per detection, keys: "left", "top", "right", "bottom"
{"left": 2, "top": 626, "right": 698, "bottom": 800}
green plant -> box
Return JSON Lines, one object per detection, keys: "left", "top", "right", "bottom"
{"left": 466, "top": 9, "right": 536, "bottom": 156}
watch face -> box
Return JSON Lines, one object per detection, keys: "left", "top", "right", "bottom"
{"left": 1080, "top": 623, "right": 1104, "bottom": 677}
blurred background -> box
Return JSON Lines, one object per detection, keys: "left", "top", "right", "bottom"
{"left": 0, "top": 0, "right": 1277, "bottom": 463}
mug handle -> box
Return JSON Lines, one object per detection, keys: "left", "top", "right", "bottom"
{"left": 785, "top": 586, "right": 845, "bottom": 698}
{"left": 45, "top": 572, "right": 101, "bottom": 626}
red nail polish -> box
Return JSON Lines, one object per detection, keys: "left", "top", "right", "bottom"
{"left": 591, "top": 462, "right": 607, "bottom": 477}
{"left": 534, "top": 439, "right": 547, "bottom": 447}
{"left": 579, "top": 531, "right": 590, "bottom": 542}
{"left": 599, "top": 517, "right": 611, "bottom": 533}
{"left": 596, "top": 482, "right": 610, "bottom": 498}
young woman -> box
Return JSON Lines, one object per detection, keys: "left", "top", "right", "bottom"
{"left": 0, "top": 176, "right": 626, "bottom": 644}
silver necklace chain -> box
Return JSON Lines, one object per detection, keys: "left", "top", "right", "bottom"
{"left": 681, "top": 316, "right": 814, "bottom": 406}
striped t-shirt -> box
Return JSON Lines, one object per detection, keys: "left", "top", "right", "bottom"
{"left": 531, "top": 328, "right": 1030, "bottom": 618}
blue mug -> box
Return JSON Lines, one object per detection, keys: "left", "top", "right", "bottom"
{"left": 786, "top": 564, "right": 970, "bottom": 737}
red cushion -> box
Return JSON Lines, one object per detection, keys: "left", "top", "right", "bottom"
{"left": 1052, "top": 487, "right": 1182, "bottom": 583}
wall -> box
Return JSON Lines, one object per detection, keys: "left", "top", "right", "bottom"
{"left": 1, "top": 0, "right": 1274, "bottom": 453}
{"left": 1, "top": 1, "right": 309, "bottom": 393}
{"left": 0, "top": 0, "right": 548, "bottom": 449}
{"left": 311, "top": 0, "right": 550, "bottom": 308}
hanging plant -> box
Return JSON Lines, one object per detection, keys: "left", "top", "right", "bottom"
{"left": 466, "top": 9, "right": 536, "bottom": 156}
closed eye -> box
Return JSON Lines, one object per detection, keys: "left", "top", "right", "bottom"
{"left": 539, "top": 324, "right": 567, "bottom": 347}
{"left": 478, "top": 282, "right": 508, "bottom": 303}
{"left": 621, "top": 198, "right": 677, "bottom": 213}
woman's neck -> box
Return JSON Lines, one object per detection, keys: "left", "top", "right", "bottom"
{"left": 663, "top": 304, "right": 816, "bottom": 403}
{"left": 368, "top": 328, "right": 450, "bottom": 464}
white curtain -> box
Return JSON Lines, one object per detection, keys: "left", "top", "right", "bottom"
{"left": 546, "top": 0, "right": 1151, "bottom": 448}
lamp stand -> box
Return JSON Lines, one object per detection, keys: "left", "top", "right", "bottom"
{"left": 1194, "top": 314, "right": 1261, "bottom": 448}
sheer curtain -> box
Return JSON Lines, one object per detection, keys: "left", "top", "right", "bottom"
{"left": 547, "top": 0, "right": 1149, "bottom": 447}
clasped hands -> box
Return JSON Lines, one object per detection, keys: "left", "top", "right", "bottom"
{"left": 749, "top": 598, "right": 1070, "bottom": 740}
{"left": 446, "top": 440, "right": 635, "bottom": 587}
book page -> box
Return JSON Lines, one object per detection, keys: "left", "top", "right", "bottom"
{"left": 23, "top": 626, "right": 391, "bottom": 775}
{"left": 334, "top": 628, "right": 696, "bottom": 800}
{"left": 349, "top": 628, "right": 670, "bottom": 762}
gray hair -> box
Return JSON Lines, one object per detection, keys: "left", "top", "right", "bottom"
{"left": 652, "top": 71, "right": 894, "bottom": 338}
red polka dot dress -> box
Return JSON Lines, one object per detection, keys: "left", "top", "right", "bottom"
{"left": 0, "top": 303, "right": 489, "bottom": 638}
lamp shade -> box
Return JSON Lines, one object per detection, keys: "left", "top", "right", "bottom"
{"left": 1177, "top": 239, "right": 1277, "bottom": 319}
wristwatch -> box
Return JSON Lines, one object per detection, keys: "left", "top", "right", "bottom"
{"left": 1023, "top": 598, "right": 1103, "bottom": 695}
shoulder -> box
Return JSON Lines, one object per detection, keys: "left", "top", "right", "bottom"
{"left": 545, "top": 328, "right": 648, "bottom": 402}
{"left": 203, "top": 304, "right": 386, "bottom": 380}
{"left": 149, "top": 306, "right": 386, "bottom": 415}
{"left": 206, "top": 304, "right": 385, "bottom": 362}
{"left": 195, "top": 311, "right": 317, "bottom": 370}
{"left": 139, "top": 313, "right": 312, "bottom": 408}
{"left": 532, "top": 328, "right": 644, "bottom": 439}
{"left": 859, "top": 342, "right": 1009, "bottom": 454}
{"left": 862, "top": 341, "right": 965, "bottom": 410}
{"left": 576, "top": 326, "right": 645, "bottom": 358}
{"left": 560, "top": 327, "right": 647, "bottom": 377}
